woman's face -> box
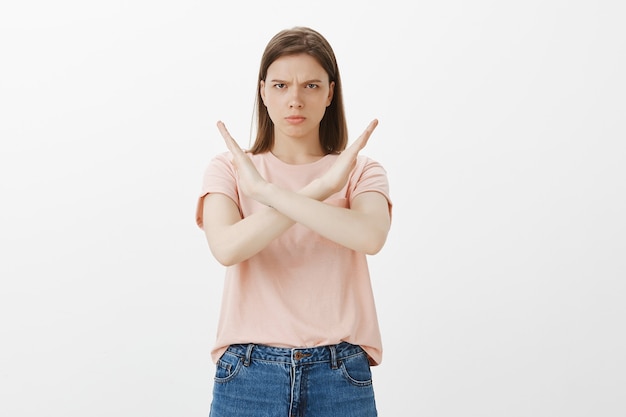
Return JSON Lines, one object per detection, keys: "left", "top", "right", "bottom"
{"left": 260, "top": 53, "right": 334, "bottom": 144}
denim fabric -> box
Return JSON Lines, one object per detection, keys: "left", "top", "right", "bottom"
{"left": 209, "top": 342, "right": 377, "bottom": 417}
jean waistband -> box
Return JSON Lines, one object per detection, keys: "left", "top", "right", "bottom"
{"left": 225, "top": 341, "right": 364, "bottom": 366}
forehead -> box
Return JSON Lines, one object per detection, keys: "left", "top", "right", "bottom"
{"left": 266, "top": 54, "right": 328, "bottom": 80}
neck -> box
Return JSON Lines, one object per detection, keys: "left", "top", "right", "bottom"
{"left": 271, "top": 134, "right": 325, "bottom": 165}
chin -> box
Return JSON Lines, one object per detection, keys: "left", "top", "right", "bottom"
{"left": 280, "top": 125, "right": 314, "bottom": 139}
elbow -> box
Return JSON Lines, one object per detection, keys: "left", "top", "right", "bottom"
{"left": 207, "top": 240, "right": 240, "bottom": 267}
{"left": 210, "top": 247, "right": 240, "bottom": 267}
{"left": 363, "top": 242, "right": 385, "bottom": 256}
{"left": 364, "top": 246, "right": 383, "bottom": 256}
{"left": 205, "top": 232, "right": 245, "bottom": 266}
{"left": 361, "top": 230, "right": 389, "bottom": 255}
{"left": 209, "top": 240, "right": 256, "bottom": 266}
{"left": 214, "top": 256, "right": 237, "bottom": 267}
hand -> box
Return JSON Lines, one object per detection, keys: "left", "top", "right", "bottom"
{"left": 319, "top": 119, "right": 379, "bottom": 195}
{"left": 217, "top": 121, "right": 268, "bottom": 200}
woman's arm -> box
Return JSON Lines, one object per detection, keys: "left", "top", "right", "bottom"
{"left": 257, "top": 186, "right": 391, "bottom": 255}
{"left": 202, "top": 178, "right": 332, "bottom": 266}
{"left": 206, "top": 119, "right": 389, "bottom": 264}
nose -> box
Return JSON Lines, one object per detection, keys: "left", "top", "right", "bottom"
{"left": 289, "top": 88, "right": 303, "bottom": 109}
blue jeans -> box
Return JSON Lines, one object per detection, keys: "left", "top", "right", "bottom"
{"left": 209, "top": 342, "right": 378, "bottom": 417}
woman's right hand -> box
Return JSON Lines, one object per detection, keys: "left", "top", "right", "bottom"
{"left": 216, "top": 120, "right": 269, "bottom": 200}
{"left": 319, "top": 119, "right": 379, "bottom": 195}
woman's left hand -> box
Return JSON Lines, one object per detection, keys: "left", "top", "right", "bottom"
{"left": 318, "top": 119, "right": 378, "bottom": 195}
{"left": 217, "top": 121, "right": 268, "bottom": 199}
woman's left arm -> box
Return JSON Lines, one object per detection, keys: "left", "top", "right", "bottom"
{"left": 261, "top": 185, "right": 391, "bottom": 254}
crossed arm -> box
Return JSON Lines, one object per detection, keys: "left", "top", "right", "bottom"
{"left": 202, "top": 120, "right": 391, "bottom": 266}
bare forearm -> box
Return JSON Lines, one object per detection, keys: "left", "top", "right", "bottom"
{"left": 206, "top": 179, "right": 333, "bottom": 265}
{"left": 210, "top": 119, "right": 387, "bottom": 259}
{"left": 259, "top": 183, "right": 390, "bottom": 254}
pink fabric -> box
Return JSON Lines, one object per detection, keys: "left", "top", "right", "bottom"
{"left": 196, "top": 151, "right": 392, "bottom": 365}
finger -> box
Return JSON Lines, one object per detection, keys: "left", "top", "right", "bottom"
{"left": 216, "top": 121, "right": 244, "bottom": 156}
{"left": 347, "top": 119, "right": 379, "bottom": 152}
{"left": 361, "top": 118, "right": 379, "bottom": 141}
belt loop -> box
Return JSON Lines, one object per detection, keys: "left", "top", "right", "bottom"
{"left": 329, "top": 344, "right": 338, "bottom": 370}
{"left": 244, "top": 344, "right": 254, "bottom": 367}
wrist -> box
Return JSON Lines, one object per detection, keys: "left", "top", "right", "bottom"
{"left": 257, "top": 182, "right": 280, "bottom": 207}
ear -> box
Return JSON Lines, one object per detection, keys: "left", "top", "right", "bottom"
{"left": 327, "top": 81, "right": 335, "bottom": 107}
{"left": 260, "top": 80, "right": 266, "bottom": 105}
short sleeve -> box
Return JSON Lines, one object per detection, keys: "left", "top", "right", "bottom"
{"left": 195, "top": 152, "right": 239, "bottom": 228}
{"left": 349, "top": 156, "right": 392, "bottom": 218}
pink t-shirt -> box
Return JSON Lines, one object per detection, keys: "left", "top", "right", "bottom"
{"left": 196, "top": 151, "right": 392, "bottom": 365}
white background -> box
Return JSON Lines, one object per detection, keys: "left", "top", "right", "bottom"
{"left": 1, "top": 1, "right": 625, "bottom": 416}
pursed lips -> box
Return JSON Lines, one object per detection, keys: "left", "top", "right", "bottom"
{"left": 285, "top": 116, "right": 306, "bottom": 124}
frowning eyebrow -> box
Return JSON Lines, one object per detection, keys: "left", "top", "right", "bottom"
{"left": 268, "top": 79, "right": 324, "bottom": 84}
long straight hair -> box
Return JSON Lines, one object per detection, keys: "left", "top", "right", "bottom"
{"left": 249, "top": 27, "right": 348, "bottom": 155}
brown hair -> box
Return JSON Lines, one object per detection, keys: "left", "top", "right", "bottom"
{"left": 249, "top": 27, "right": 348, "bottom": 154}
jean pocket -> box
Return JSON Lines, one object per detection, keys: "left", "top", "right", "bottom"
{"left": 214, "top": 352, "right": 243, "bottom": 383}
{"left": 340, "top": 353, "right": 373, "bottom": 387}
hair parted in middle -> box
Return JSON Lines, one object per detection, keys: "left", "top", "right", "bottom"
{"left": 249, "top": 26, "right": 348, "bottom": 155}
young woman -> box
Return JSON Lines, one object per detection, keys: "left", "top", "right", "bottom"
{"left": 196, "top": 26, "right": 392, "bottom": 417}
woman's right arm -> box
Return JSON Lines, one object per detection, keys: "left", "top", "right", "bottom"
{"left": 202, "top": 179, "right": 330, "bottom": 266}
